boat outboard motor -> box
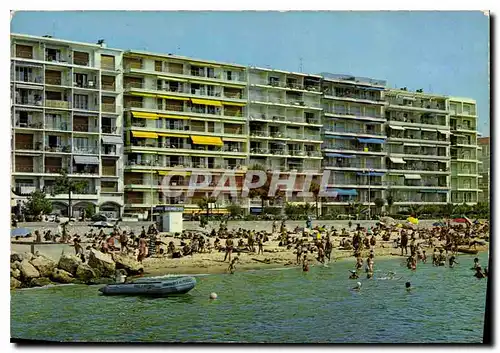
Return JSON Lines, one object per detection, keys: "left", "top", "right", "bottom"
{"left": 115, "top": 269, "right": 127, "bottom": 283}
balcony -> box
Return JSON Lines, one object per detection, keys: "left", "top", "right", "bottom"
{"left": 74, "top": 81, "right": 98, "bottom": 89}
{"left": 101, "top": 63, "right": 116, "bottom": 71}
{"left": 102, "top": 166, "right": 117, "bottom": 176}
{"left": 71, "top": 167, "right": 99, "bottom": 176}
{"left": 325, "top": 126, "right": 385, "bottom": 137}
{"left": 45, "top": 77, "right": 63, "bottom": 86}
{"left": 102, "top": 83, "right": 116, "bottom": 91}
{"left": 15, "top": 142, "right": 43, "bottom": 151}
{"left": 13, "top": 184, "right": 37, "bottom": 196}
{"left": 324, "top": 90, "right": 383, "bottom": 103}
{"left": 45, "top": 166, "right": 64, "bottom": 174}
{"left": 44, "top": 145, "right": 71, "bottom": 153}
{"left": 324, "top": 160, "right": 383, "bottom": 170}
{"left": 73, "top": 124, "right": 99, "bottom": 133}
{"left": 13, "top": 74, "right": 43, "bottom": 84}
{"left": 15, "top": 98, "right": 43, "bottom": 107}
{"left": 46, "top": 100, "right": 70, "bottom": 109}
{"left": 101, "top": 103, "right": 116, "bottom": 113}
{"left": 14, "top": 165, "right": 41, "bottom": 173}
{"left": 102, "top": 125, "right": 119, "bottom": 134}
{"left": 73, "top": 147, "right": 98, "bottom": 155}
{"left": 14, "top": 121, "right": 44, "bottom": 129}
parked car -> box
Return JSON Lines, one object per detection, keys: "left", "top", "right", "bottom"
{"left": 91, "top": 214, "right": 108, "bottom": 222}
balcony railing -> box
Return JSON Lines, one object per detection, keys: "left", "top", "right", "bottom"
{"left": 15, "top": 142, "right": 43, "bottom": 151}
{"left": 46, "top": 100, "right": 70, "bottom": 109}
{"left": 325, "top": 91, "right": 382, "bottom": 102}
{"left": 102, "top": 103, "right": 116, "bottom": 113}
{"left": 101, "top": 63, "right": 116, "bottom": 71}
{"left": 44, "top": 145, "right": 71, "bottom": 153}
{"left": 324, "top": 110, "right": 384, "bottom": 119}
{"left": 324, "top": 161, "right": 383, "bottom": 169}
{"left": 13, "top": 75, "right": 43, "bottom": 84}
{"left": 125, "top": 198, "right": 145, "bottom": 204}
{"left": 14, "top": 184, "right": 36, "bottom": 195}
{"left": 45, "top": 166, "right": 64, "bottom": 173}
{"left": 73, "top": 124, "right": 99, "bottom": 133}
{"left": 102, "top": 166, "right": 117, "bottom": 176}
{"left": 101, "top": 187, "right": 119, "bottom": 193}
{"left": 14, "top": 165, "right": 39, "bottom": 173}
{"left": 102, "top": 125, "right": 119, "bottom": 134}
{"left": 74, "top": 81, "right": 97, "bottom": 89}
{"left": 325, "top": 126, "right": 385, "bottom": 136}
{"left": 45, "top": 77, "right": 62, "bottom": 85}
{"left": 15, "top": 121, "right": 44, "bottom": 129}
{"left": 15, "top": 98, "right": 43, "bottom": 106}
{"left": 101, "top": 83, "right": 116, "bottom": 91}
{"left": 102, "top": 148, "right": 118, "bottom": 156}
{"left": 45, "top": 122, "right": 70, "bottom": 131}
{"left": 73, "top": 103, "right": 98, "bottom": 111}
{"left": 73, "top": 147, "right": 98, "bottom": 155}
{"left": 71, "top": 169, "right": 99, "bottom": 176}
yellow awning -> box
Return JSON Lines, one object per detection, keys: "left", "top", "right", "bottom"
{"left": 157, "top": 95, "right": 189, "bottom": 101}
{"left": 131, "top": 131, "right": 159, "bottom": 139}
{"left": 158, "top": 76, "right": 188, "bottom": 82}
{"left": 191, "top": 135, "right": 224, "bottom": 146}
{"left": 189, "top": 79, "right": 221, "bottom": 86}
{"left": 130, "top": 92, "right": 157, "bottom": 98}
{"left": 157, "top": 133, "right": 189, "bottom": 138}
{"left": 132, "top": 111, "right": 158, "bottom": 119}
{"left": 189, "top": 61, "right": 221, "bottom": 68}
{"left": 191, "top": 98, "right": 222, "bottom": 107}
{"left": 223, "top": 102, "right": 246, "bottom": 107}
{"left": 157, "top": 114, "right": 189, "bottom": 120}
{"left": 223, "top": 83, "right": 246, "bottom": 88}
{"left": 158, "top": 170, "right": 192, "bottom": 176}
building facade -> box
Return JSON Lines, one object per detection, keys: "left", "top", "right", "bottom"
{"left": 320, "top": 73, "right": 387, "bottom": 215}
{"left": 449, "top": 97, "right": 481, "bottom": 204}
{"left": 478, "top": 137, "right": 490, "bottom": 203}
{"left": 121, "top": 51, "right": 248, "bottom": 219}
{"left": 10, "top": 34, "right": 124, "bottom": 219}
{"left": 10, "top": 33, "right": 486, "bottom": 219}
{"left": 384, "top": 89, "right": 451, "bottom": 209}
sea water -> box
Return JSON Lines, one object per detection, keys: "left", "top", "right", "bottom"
{"left": 10, "top": 253, "right": 488, "bottom": 343}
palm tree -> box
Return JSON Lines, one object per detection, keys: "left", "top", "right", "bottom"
{"left": 51, "top": 169, "right": 88, "bottom": 218}
{"left": 374, "top": 198, "right": 385, "bottom": 216}
{"left": 386, "top": 194, "right": 394, "bottom": 215}
{"left": 310, "top": 182, "right": 321, "bottom": 218}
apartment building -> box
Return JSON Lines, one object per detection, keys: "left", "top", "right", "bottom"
{"left": 121, "top": 51, "right": 248, "bottom": 219}
{"left": 10, "top": 34, "right": 124, "bottom": 219}
{"left": 320, "top": 73, "right": 387, "bottom": 214}
{"left": 384, "top": 89, "right": 451, "bottom": 210}
{"left": 449, "top": 98, "right": 481, "bottom": 205}
{"left": 247, "top": 67, "right": 323, "bottom": 212}
{"left": 478, "top": 137, "right": 490, "bottom": 203}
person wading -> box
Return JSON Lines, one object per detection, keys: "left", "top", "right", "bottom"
{"left": 224, "top": 236, "right": 234, "bottom": 262}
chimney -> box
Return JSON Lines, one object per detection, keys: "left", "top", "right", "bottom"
{"left": 97, "top": 39, "right": 106, "bottom": 48}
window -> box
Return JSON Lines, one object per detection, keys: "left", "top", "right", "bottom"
{"left": 74, "top": 94, "right": 89, "bottom": 109}
{"left": 73, "top": 51, "right": 89, "bottom": 66}
{"left": 191, "top": 83, "right": 201, "bottom": 95}
{"left": 155, "top": 60, "right": 163, "bottom": 72}
{"left": 269, "top": 76, "right": 280, "bottom": 86}
{"left": 18, "top": 111, "right": 29, "bottom": 125}
{"left": 16, "top": 44, "right": 33, "bottom": 59}
{"left": 74, "top": 73, "right": 88, "bottom": 88}
{"left": 100, "top": 55, "right": 115, "bottom": 70}
{"left": 207, "top": 68, "right": 215, "bottom": 78}
{"left": 48, "top": 135, "right": 60, "bottom": 147}
{"left": 15, "top": 67, "right": 33, "bottom": 82}
{"left": 46, "top": 48, "right": 61, "bottom": 62}
{"left": 226, "top": 71, "right": 233, "bottom": 81}
{"left": 74, "top": 137, "right": 89, "bottom": 150}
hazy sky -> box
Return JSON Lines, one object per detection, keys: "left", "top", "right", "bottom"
{"left": 11, "top": 11, "right": 490, "bottom": 135}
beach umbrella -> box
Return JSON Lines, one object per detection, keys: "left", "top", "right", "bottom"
{"left": 452, "top": 218, "right": 467, "bottom": 223}
{"left": 11, "top": 227, "right": 31, "bottom": 237}
{"left": 407, "top": 217, "right": 419, "bottom": 225}
{"left": 91, "top": 221, "right": 114, "bottom": 228}
{"left": 380, "top": 216, "right": 396, "bottom": 226}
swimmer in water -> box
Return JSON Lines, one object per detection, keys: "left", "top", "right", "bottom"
{"left": 474, "top": 266, "right": 486, "bottom": 279}
{"left": 448, "top": 255, "right": 459, "bottom": 268}
{"left": 352, "top": 282, "right": 362, "bottom": 291}
{"left": 349, "top": 270, "right": 359, "bottom": 279}
{"left": 302, "top": 255, "right": 309, "bottom": 272}
{"left": 471, "top": 257, "right": 480, "bottom": 270}
{"left": 405, "top": 281, "right": 411, "bottom": 291}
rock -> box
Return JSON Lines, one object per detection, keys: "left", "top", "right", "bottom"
{"left": 30, "top": 255, "right": 57, "bottom": 277}
{"left": 88, "top": 249, "right": 116, "bottom": 278}
{"left": 19, "top": 259, "right": 40, "bottom": 280}
{"left": 75, "top": 263, "right": 97, "bottom": 282}
{"left": 11, "top": 268, "right": 21, "bottom": 279}
{"left": 29, "top": 277, "right": 52, "bottom": 287}
{"left": 58, "top": 254, "right": 82, "bottom": 275}
{"left": 11, "top": 252, "right": 33, "bottom": 263}
{"left": 112, "top": 253, "right": 144, "bottom": 275}
{"left": 11, "top": 277, "right": 22, "bottom": 289}
{"left": 50, "top": 269, "right": 74, "bottom": 284}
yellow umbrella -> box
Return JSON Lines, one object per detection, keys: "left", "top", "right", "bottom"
{"left": 407, "top": 217, "right": 419, "bottom": 225}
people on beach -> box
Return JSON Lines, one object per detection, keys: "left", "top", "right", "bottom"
{"left": 224, "top": 236, "right": 234, "bottom": 262}
{"left": 448, "top": 255, "right": 458, "bottom": 268}
{"left": 228, "top": 257, "right": 239, "bottom": 274}
{"left": 302, "top": 255, "right": 309, "bottom": 272}
{"left": 137, "top": 234, "right": 148, "bottom": 262}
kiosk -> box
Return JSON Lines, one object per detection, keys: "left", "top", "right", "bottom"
{"left": 154, "top": 206, "right": 184, "bottom": 233}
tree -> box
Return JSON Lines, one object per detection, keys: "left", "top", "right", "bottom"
{"left": 50, "top": 170, "right": 88, "bottom": 218}
{"left": 386, "top": 194, "right": 394, "bottom": 215}
{"left": 227, "top": 203, "right": 243, "bottom": 218}
{"left": 22, "top": 190, "right": 52, "bottom": 220}
{"left": 407, "top": 204, "right": 424, "bottom": 218}
{"left": 310, "top": 182, "right": 321, "bottom": 218}
{"left": 85, "top": 204, "right": 96, "bottom": 220}
{"left": 374, "top": 198, "right": 385, "bottom": 216}
{"left": 196, "top": 196, "right": 217, "bottom": 217}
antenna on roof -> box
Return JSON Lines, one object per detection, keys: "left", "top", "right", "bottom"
{"left": 299, "top": 57, "right": 303, "bottom": 73}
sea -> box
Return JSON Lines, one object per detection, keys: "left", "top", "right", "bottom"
{"left": 10, "top": 253, "right": 489, "bottom": 343}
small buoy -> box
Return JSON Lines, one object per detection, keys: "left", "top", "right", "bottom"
{"left": 210, "top": 292, "right": 217, "bottom": 300}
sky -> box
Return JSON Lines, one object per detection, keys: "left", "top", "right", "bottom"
{"left": 10, "top": 11, "right": 490, "bottom": 135}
